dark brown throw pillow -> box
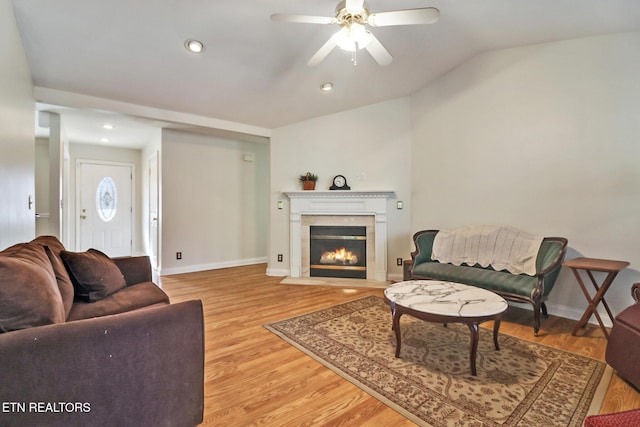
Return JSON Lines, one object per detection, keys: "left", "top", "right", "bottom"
{"left": 0, "top": 243, "right": 66, "bottom": 332}
{"left": 60, "top": 249, "right": 126, "bottom": 302}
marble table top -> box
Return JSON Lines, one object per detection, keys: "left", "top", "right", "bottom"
{"left": 384, "top": 280, "right": 508, "bottom": 317}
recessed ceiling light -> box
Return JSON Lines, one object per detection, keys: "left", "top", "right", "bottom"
{"left": 100, "top": 137, "right": 110, "bottom": 143}
{"left": 320, "top": 82, "right": 334, "bottom": 92}
{"left": 185, "top": 39, "right": 204, "bottom": 53}
{"left": 102, "top": 123, "right": 114, "bottom": 130}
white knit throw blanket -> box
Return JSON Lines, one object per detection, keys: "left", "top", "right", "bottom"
{"left": 431, "top": 225, "right": 543, "bottom": 276}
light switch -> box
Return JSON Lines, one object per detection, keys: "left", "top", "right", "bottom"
{"left": 397, "top": 201, "right": 403, "bottom": 210}
{"left": 277, "top": 200, "right": 284, "bottom": 210}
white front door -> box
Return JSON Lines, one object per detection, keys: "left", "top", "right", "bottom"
{"left": 78, "top": 161, "right": 133, "bottom": 257}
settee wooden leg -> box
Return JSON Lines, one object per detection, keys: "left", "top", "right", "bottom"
{"left": 541, "top": 302, "right": 548, "bottom": 317}
{"left": 533, "top": 303, "right": 541, "bottom": 336}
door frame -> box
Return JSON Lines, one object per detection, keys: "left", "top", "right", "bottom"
{"left": 75, "top": 159, "right": 136, "bottom": 254}
{"left": 148, "top": 151, "right": 160, "bottom": 270}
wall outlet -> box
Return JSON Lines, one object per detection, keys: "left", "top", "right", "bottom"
{"left": 277, "top": 254, "right": 283, "bottom": 262}
{"left": 396, "top": 258, "right": 403, "bottom": 266}
{"left": 176, "top": 252, "right": 182, "bottom": 260}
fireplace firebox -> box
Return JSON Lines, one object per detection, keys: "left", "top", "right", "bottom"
{"left": 310, "top": 226, "right": 366, "bottom": 279}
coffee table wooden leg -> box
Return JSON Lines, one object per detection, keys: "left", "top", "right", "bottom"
{"left": 466, "top": 322, "right": 480, "bottom": 376}
{"left": 493, "top": 317, "right": 502, "bottom": 351}
{"left": 392, "top": 310, "right": 403, "bottom": 358}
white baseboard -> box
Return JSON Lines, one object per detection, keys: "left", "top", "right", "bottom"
{"left": 501, "top": 301, "right": 612, "bottom": 328}
{"left": 266, "top": 267, "right": 290, "bottom": 277}
{"left": 387, "top": 272, "right": 404, "bottom": 282}
{"left": 159, "top": 257, "right": 267, "bottom": 276}
{"left": 547, "top": 302, "right": 613, "bottom": 328}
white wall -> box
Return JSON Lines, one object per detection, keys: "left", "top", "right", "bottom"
{"left": 0, "top": 0, "right": 34, "bottom": 248}
{"left": 161, "top": 129, "right": 269, "bottom": 274}
{"left": 269, "top": 97, "right": 413, "bottom": 279}
{"left": 411, "top": 32, "right": 640, "bottom": 321}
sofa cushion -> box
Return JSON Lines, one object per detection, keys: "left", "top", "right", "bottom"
{"left": 42, "top": 246, "right": 75, "bottom": 318}
{"left": 61, "top": 249, "right": 126, "bottom": 302}
{"left": 411, "top": 261, "right": 539, "bottom": 297}
{"left": 0, "top": 243, "right": 66, "bottom": 332}
{"left": 30, "top": 235, "right": 66, "bottom": 254}
{"left": 66, "top": 282, "right": 170, "bottom": 321}
{"left": 30, "top": 236, "right": 75, "bottom": 317}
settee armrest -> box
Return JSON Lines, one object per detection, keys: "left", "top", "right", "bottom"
{"left": 410, "top": 230, "right": 439, "bottom": 266}
{"left": 113, "top": 255, "right": 153, "bottom": 286}
{"left": 536, "top": 237, "right": 568, "bottom": 277}
{"left": 0, "top": 300, "right": 204, "bottom": 427}
{"left": 632, "top": 283, "right": 640, "bottom": 303}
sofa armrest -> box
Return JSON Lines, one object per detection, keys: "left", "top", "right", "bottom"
{"left": 0, "top": 300, "right": 204, "bottom": 427}
{"left": 113, "top": 255, "right": 153, "bottom": 286}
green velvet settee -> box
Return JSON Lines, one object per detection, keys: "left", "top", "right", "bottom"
{"left": 403, "top": 229, "right": 568, "bottom": 335}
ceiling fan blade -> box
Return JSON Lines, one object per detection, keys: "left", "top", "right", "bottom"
{"left": 345, "top": 0, "right": 365, "bottom": 13}
{"left": 368, "top": 8, "right": 440, "bottom": 27}
{"left": 271, "top": 13, "right": 336, "bottom": 25}
{"left": 307, "top": 37, "right": 338, "bottom": 67}
{"left": 365, "top": 33, "right": 392, "bottom": 66}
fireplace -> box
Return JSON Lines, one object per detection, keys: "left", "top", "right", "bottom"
{"left": 310, "top": 225, "right": 367, "bottom": 279}
{"left": 284, "top": 190, "right": 394, "bottom": 282}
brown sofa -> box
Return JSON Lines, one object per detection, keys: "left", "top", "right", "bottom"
{"left": 0, "top": 236, "right": 204, "bottom": 426}
{"left": 605, "top": 282, "right": 640, "bottom": 390}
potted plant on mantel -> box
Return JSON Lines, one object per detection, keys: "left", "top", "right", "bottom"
{"left": 299, "top": 172, "right": 318, "bottom": 190}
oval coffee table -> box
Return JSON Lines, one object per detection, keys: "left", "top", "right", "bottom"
{"left": 384, "top": 280, "right": 508, "bottom": 376}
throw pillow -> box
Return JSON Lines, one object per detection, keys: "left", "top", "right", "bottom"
{"left": 60, "top": 249, "right": 126, "bottom": 302}
{"left": 0, "top": 243, "right": 66, "bottom": 332}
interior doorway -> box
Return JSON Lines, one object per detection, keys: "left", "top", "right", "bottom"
{"left": 77, "top": 160, "right": 134, "bottom": 257}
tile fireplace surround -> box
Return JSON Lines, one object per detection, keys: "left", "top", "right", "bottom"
{"left": 284, "top": 190, "right": 394, "bottom": 282}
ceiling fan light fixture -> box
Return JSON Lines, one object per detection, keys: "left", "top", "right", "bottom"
{"left": 332, "top": 23, "right": 372, "bottom": 51}
{"left": 185, "top": 39, "right": 204, "bottom": 53}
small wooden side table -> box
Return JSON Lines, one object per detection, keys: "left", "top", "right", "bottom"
{"left": 563, "top": 257, "right": 629, "bottom": 338}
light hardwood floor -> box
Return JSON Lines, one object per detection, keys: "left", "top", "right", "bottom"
{"left": 160, "top": 264, "right": 640, "bottom": 426}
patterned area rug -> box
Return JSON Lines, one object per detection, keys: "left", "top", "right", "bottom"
{"left": 264, "top": 296, "right": 611, "bottom": 427}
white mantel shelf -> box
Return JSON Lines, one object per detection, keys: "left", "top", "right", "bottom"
{"left": 284, "top": 190, "right": 395, "bottom": 199}
{"left": 284, "top": 190, "right": 395, "bottom": 282}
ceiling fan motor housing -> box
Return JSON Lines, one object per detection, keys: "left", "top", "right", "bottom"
{"left": 336, "top": 1, "right": 369, "bottom": 26}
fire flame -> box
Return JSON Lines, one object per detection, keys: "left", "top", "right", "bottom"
{"left": 320, "top": 247, "right": 359, "bottom": 265}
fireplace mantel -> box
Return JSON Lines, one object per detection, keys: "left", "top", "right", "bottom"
{"left": 284, "top": 190, "right": 395, "bottom": 199}
{"left": 284, "top": 190, "right": 395, "bottom": 281}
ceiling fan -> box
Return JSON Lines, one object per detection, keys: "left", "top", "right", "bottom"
{"left": 271, "top": 0, "right": 440, "bottom": 67}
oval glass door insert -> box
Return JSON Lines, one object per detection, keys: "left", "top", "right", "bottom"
{"left": 96, "top": 176, "right": 118, "bottom": 222}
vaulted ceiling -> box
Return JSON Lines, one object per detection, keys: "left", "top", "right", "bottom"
{"left": 11, "top": 0, "right": 640, "bottom": 141}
